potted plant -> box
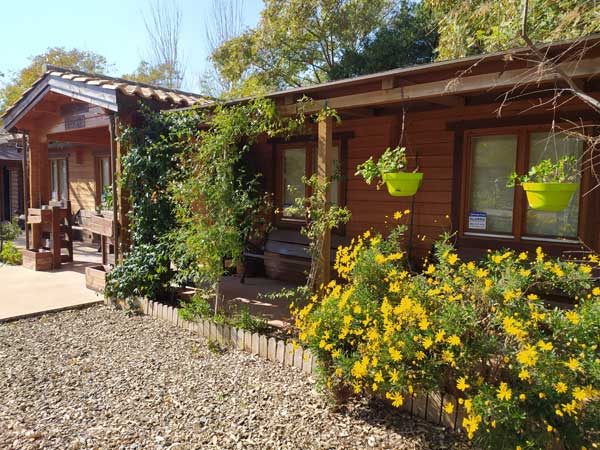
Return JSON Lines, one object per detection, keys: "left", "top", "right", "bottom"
{"left": 507, "top": 156, "right": 579, "bottom": 212}
{"left": 355, "top": 146, "right": 423, "bottom": 196}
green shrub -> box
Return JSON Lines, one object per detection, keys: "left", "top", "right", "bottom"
{"left": 179, "top": 292, "right": 213, "bottom": 321}
{"left": 233, "top": 305, "right": 270, "bottom": 334}
{"left": 0, "top": 241, "right": 22, "bottom": 265}
{"left": 0, "top": 218, "right": 20, "bottom": 251}
{"left": 295, "top": 213, "right": 599, "bottom": 450}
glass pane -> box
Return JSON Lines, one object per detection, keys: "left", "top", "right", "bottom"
{"left": 101, "top": 158, "right": 111, "bottom": 187}
{"left": 311, "top": 146, "right": 341, "bottom": 206}
{"left": 51, "top": 160, "right": 58, "bottom": 201}
{"left": 469, "top": 135, "right": 518, "bottom": 233}
{"left": 526, "top": 132, "right": 582, "bottom": 238}
{"left": 60, "top": 160, "right": 68, "bottom": 201}
{"left": 283, "top": 148, "right": 306, "bottom": 216}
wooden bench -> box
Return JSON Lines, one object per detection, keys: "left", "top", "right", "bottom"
{"left": 241, "top": 228, "right": 350, "bottom": 283}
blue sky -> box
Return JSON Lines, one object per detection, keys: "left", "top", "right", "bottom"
{"left": 0, "top": 0, "right": 264, "bottom": 92}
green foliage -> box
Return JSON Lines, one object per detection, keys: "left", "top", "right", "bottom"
{"left": 0, "top": 218, "right": 20, "bottom": 251}
{"left": 179, "top": 292, "right": 213, "bottom": 322}
{"left": 233, "top": 306, "right": 271, "bottom": 334}
{"left": 426, "top": 0, "right": 600, "bottom": 60}
{"left": 329, "top": 1, "right": 438, "bottom": 80}
{"left": 210, "top": 0, "right": 395, "bottom": 94}
{"left": 296, "top": 220, "right": 599, "bottom": 450}
{"left": 285, "top": 173, "right": 352, "bottom": 291}
{"left": 355, "top": 146, "right": 408, "bottom": 186}
{"left": 169, "top": 98, "right": 305, "bottom": 290}
{"left": 508, "top": 156, "right": 579, "bottom": 187}
{"left": 105, "top": 106, "right": 202, "bottom": 301}
{"left": 0, "top": 47, "right": 110, "bottom": 113}
{"left": 0, "top": 241, "right": 22, "bottom": 265}
{"left": 99, "top": 185, "right": 113, "bottom": 211}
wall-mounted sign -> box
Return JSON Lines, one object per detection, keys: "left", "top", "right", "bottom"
{"left": 65, "top": 115, "right": 85, "bottom": 130}
{"left": 468, "top": 211, "right": 487, "bottom": 230}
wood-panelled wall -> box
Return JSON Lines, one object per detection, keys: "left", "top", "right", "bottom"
{"left": 250, "top": 95, "right": 600, "bottom": 265}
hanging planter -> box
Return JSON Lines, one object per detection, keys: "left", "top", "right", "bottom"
{"left": 508, "top": 156, "right": 579, "bottom": 212}
{"left": 355, "top": 146, "right": 423, "bottom": 197}
{"left": 522, "top": 182, "right": 578, "bottom": 212}
{"left": 382, "top": 171, "right": 424, "bottom": 197}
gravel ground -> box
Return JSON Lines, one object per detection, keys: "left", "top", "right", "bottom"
{"left": 0, "top": 306, "right": 465, "bottom": 450}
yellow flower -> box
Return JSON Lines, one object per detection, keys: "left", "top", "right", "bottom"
{"left": 462, "top": 414, "right": 482, "bottom": 439}
{"left": 547, "top": 425, "right": 554, "bottom": 432}
{"left": 475, "top": 268, "right": 488, "bottom": 278}
{"left": 435, "top": 330, "right": 446, "bottom": 343}
{"left": 537, "top": 340, "right": 553, "bottom": 351}
{"left": 519, "top": 393, "right": 526, "bottom": 401}
{"left": 565, "top": 358, "right": 580, "bottom": 372}
{"left": 425, "top": 264, "right": 436, "bottom": 275}
{"left": 375, "top": 254, "right": 386, "bottom": 264}
{"left": 554, "top": 382, "right": 568, "bottom": 394}
{"left": 442, "top": 350, "right": 454, "bottom": 363}
{"left": 386, "top": 391, "right": 404, "bottom": 407}
{"left": 403, "top": 209, "right": 411, "bottom": 215}
{"left": 518, "top": 369, "right": 530, "bottom": 381}
{"left": 422, "top": 337, "right": 433, "bottom": 349}
{"left": 447, "top": 253, "right": 458, "bottom": 265}
{"left": 518, "top": 252, "right": 528, "bottom": 261}
{"left": 593, "top": 287, "right": 600, "bottom": 296}
{"left": 443, "top": 402, "right": 454, "bottom": 414}
{"left": 456, "top": 376, "right": 470, "bottom": 392}
{"left": 447, "top": 335, "right": 461, "bottom": 346}
{"left": 517, "top": 345, "right": 539, "bottom": 367}
{"left": 393, "top": 211, "right": 403, "bottom": 220}
{"left": 389, "top": 368, "right": 399, "bottom": 383}
{"left": 496, "top": 382, "right": 512, "bottom": 401}
{"left": 565, "top": 311, "right": 580, "bottom": 325}
{"left": 415, "top": 351, "right": 426, "bottom": 360}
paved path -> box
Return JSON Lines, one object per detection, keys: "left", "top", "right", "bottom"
{"left": 0, "top": 240, "right": 103, "bottom": 321}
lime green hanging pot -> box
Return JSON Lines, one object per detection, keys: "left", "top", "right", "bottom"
{"left": 522, "top": 182, "right": 578, "bottom": 212}
{"left": 382, "top": 172, "right": 423, "bottom": 197}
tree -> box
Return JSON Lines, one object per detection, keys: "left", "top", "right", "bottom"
{"left": 211, "top": 0, "right": 395, "bottom": 95}
{"left": 200, "top": 0, "right": 247, "bottom": 98}
{"left": 328, "top": 1, "right": 438, "bottom": 80}
{"left": 126, "top": 0, "right": 185, "bottom": 89}
{"left": 0, "top": 47, "right": 110, "bottom": 113}
{"left": 426, "top": 0, "right": 600, "bottom": 60}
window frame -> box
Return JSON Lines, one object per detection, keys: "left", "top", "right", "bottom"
{"left": 274, "top": 140, "right": 347, "bottom": 229}
{"left": 49, "top": 157, "right": 69, "bottom": 202}
{"left": 460, "top": 124, "right": 590, "bottom": 245}
{"left": 95, "top": 155, "right": 112, "bottom": 207}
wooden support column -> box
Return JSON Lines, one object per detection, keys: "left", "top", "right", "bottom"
{"left": 28, "top": 131, "right": 49, "bottom": 208}
{"left": 316, "top": 116, "right": 333, "bottom": 286}
{"left": 114, "top": 116, "right": 130, "bottom": 261}
{"left": 51, "top": 205, "right": 61, "bottom": 269}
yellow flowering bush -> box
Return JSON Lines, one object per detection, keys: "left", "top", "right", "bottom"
{"left": 295, "top": 219, "right": 599, "bottom": 450}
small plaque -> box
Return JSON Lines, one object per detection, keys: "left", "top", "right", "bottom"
{"left": 65, "top": 115, "right": 85, "bottom": 130}
{"left": 468, "top": 211, "right": 487, "bottom": 230}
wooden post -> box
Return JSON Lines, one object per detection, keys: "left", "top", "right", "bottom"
{"left": 108, "top": 115, "right": 120, "bottom": 263}
{"left": 51, "top": 205, "right": 61, "bottom": 269}
{"left": 21, "top": 134, "right": 30, "bottom": 249}
{"left": 316, "top": 116, "right": 333, "bottom": 286}
{"left": 27, "top": 132, "right": 48, "bottom": 208}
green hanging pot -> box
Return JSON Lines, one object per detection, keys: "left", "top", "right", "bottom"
{"left": 522, "top": 182, "right": 578, "bottom": 212}
{"left": 382, "top": 172, "right": 423, "bottom": 197}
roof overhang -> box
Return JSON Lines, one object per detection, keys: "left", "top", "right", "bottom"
{"left": 2, "top": 74, "right": 118, "bottom": 132}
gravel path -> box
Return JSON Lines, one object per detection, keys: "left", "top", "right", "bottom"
{"left": 0, "top": 306, "right": 463, "bottom": 450}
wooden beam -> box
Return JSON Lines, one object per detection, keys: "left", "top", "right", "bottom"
{"left": 281, "top": 56, "right": 600, "bottom": 115}
{"left": 316, "top": 116, "right": 333, "bottom": 287}
{"left": 383, "top": 76, "right": 464, "bottom": 107}
{"left": 342, "top": 108, "right": 375, "bottom": 118}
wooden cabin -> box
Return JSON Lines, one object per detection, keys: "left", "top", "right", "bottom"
{"left": 206, "top": 36, "right": 600, "bottom": 282}
{"left": 0, "top": 131, "right": 23, "bottom": 222}
{"left": 1, "top": 65, "right": 210, "bottom": 272}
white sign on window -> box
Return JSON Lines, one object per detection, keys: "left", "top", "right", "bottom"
{"left": 468, "top": 212, "right": 487, "bottom": 230}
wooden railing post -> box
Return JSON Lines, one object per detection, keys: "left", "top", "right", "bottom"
{"left": 316, "top": 116, "right": 333, "bottom": 286}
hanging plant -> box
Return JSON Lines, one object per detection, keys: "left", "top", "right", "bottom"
{"left": 507, "top": 156, "right": 579, "bottom": 212}
{"left": 355, "top": 146, "right": 423, "bottom": 196}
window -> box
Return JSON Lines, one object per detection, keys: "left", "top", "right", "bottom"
{"left": 279, "top": 143, "right": 344, "bottom": 221}
{"left": 469, "top": 135, "right": 517, "bottom": 234}
{"left": 526, "top": 132, "right": 582, "bottom": 238}
{"left": 464, "top": 128, "right": 584, "bottom": 241}
{"left": 97, "top": 156, "right": 112, "bottom": 205}
{"left": 50, "top": 158, "right": 68, "bottom": 202}
{"left": 282, "top": 148, "right": 307, "bottom": 217}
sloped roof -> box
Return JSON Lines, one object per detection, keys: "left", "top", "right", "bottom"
{"left": 2, "top": 65, "right": 212, "bottom": 131}
{"left": 0, "top": 130, "right": 21, "bottom": 161}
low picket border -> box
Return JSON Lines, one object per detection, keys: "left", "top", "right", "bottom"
{"left": 122, "top": 297, "right": 465, "bottom": 432}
